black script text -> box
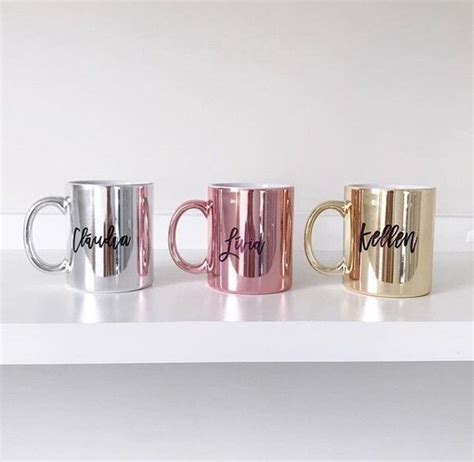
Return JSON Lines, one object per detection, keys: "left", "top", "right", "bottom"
{"left": 73, "top": 225, "right": 132, "bottom": 253}
{"left": 359, "top": 222, "right": 418, "bottom": 253}
{"left": 219, "top": 227, "right": 265, "bottom": 262}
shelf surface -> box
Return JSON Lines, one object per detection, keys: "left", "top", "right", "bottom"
{"left": 1, "top": 250, "right": 472, "bottom": 364}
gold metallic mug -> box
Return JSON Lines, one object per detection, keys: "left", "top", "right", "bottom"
{"left": 304, "top": 185, "right": 436, "bottom": 297}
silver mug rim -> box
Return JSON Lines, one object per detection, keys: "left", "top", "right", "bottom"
{"left": 68, "top": 180, "right": 153, "bottom": 187}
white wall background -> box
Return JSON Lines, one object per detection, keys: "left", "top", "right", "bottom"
{"left": 1, "top": 1, "right": 472, "bottom": 216}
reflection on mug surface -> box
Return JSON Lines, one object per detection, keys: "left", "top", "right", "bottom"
{"left": 169, "top": 183, "right": 294, "bottom": 295}
{"left": 24, "top": 181, "right": 153, "bottom": 293}
{"left": 305, "top": 185, "right": 436, "bottom": 298}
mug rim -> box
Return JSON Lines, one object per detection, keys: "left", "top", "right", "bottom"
{"left": 68, "top": 180, "right": 153, "bottom": 187}
{"left": 346, "top": 184, "right": 435, "bottom": 191}
{"left": 209, "top": 182, "right": 294, "bottom": 191}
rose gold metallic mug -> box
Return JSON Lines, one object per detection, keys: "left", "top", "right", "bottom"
{"left": 168, "top": 183, "right": 294, "bottom": 294}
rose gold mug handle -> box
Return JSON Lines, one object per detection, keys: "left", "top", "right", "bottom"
{"left": 168, "top": 200, "right": 211, "bottom": 274}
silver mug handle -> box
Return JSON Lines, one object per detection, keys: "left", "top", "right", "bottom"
{"left": 23, "top": 196, "right": 70, "bottom": 273}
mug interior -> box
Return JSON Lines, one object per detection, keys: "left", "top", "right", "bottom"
{"left": 210, "top": 182, "right": 293, "bottom": 190}
{"left": 69, "top": 180, "right": 152, "bottom": 187}
{"left": 347, "top": 184, "right": 435, "bottom": 190}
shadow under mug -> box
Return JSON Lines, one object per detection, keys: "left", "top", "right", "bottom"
{"left": 304, "top": 184, "right": 436, "bottom": 298}
{"left": 24, "top": 180, "right": 153, "bottom": 293}
{"left": 168, "top": 183, "right": 294, "bottom": 294}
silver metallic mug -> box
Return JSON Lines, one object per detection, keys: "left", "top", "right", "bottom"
{"left": 24, "top": 181, "right": 153, "bottom": 292}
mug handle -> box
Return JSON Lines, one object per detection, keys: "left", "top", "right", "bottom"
{"left": 304, "top": 200, "right": 351, "bottom": 275}
{"left": 168, "top": 200, "right": 211, "bottom": 274}
{"left": 23, "top": 196, "right": 70, "bottom": 273}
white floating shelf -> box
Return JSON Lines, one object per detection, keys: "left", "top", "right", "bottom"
{"left": 1, "top": 250, "right": 472, "bottom": 365}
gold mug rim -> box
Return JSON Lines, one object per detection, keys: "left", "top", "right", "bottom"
{"left": 346, "top": 184, "right": 436, "bottom": 191}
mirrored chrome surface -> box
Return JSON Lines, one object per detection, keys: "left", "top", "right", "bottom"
{"left": 24, "top": 181, "right": 153, "bottom": 293}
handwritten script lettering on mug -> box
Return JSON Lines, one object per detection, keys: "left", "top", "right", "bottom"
{"left": 73, "top": 225, "right": 132, "bottom": 253}
{"left": 218, "top": 226, "right": 266, "bottom": 262}
{"left": 359, "top": 222, "right": 418, "bottom": 253}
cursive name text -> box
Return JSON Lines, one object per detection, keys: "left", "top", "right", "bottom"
{"left": 219, "top": 227, "right": 265, "bottom": 262}
{"left": 72, "top": 225, "right": 132, "bottom": 253}
{"left": 359, "top": 222, "right": 418, "bottom": 253}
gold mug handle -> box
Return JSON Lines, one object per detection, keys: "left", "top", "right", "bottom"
{"left": 304, "top": 200, "right": 351, "bottom": 275}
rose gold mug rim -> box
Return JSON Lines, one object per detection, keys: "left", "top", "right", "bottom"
{"left": 209, "top": 182, "right": 294, "bottom": 191}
